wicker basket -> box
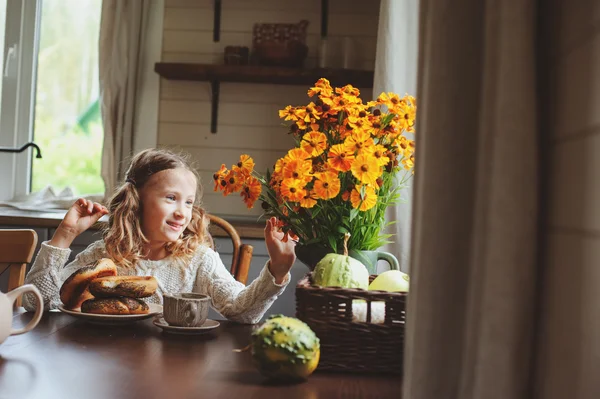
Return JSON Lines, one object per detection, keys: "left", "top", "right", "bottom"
{"left": 295, "top": 273, "right": 407, "bottom": 374}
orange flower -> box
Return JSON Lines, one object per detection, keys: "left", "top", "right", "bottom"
{"left": 364, "top": 144, "right": 390, "bottom": 167}
{"left": 341, "top": 190, "right": 351, "bottom": 201}
{"left": 301, "top": 131, "right": 328, "bottom": 157}
{"left": 282, "top": 229, "right": 299, "bottom": 243}
{"left": 240, "top": 176, "right": 261, "bottom": 208}
{"left": 402, "top": 155, "right": 415, "bottom": 170}
{"left": 313, "top": 171, "right": 341, "bottom": 200}
{"left": 327, "top": 143, "right": 354, "bottom": 172}
{"left": 282, "top": 159, "right": 313, "bottom": 183}
{"left": 223, "top": 169, "right": 243, "bottom": 195}
{"left": 299, "top": 191, "right": 318, "bottom": 208}
{"left": 280, "top": 178, "right": 306, "bottom": 202}
{"left": 213, "top": 164, "right": 228, "bottom": 192}
{"left": 335, "top": 84, "right": 361, "bottom": 98}
{"left": 285, "top": 148, "right": 311, "bottom": 162}
{"left": 351, "top": 153, "right": 381, "bottom": 185}
{"left": 235, "top": 154, "right": 254, "bottom": 177}
{"left": 344, "top": 130, "right": 374, "bottom": 155}
{"left": 350, "top": 185, "right": 377, "bottom": 211}
{"left": 307, "top": 78, "right": 333, "bottom": 98}
{"left": 377, "top": 92, "right": 402, "bottom": 109}
{"left": 278, "top": 105, "right": 297, "bottom": 121}
{"left": 394, "top": 102, "right": 416, "bottom": 133}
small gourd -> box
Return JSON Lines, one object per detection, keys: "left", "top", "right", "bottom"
{"left": 369, "top": 270, "right": 410, "bottom": 292}
{"left": 251, "top": 315, "right": 320, "bottom": 382}
{"left": 312, "top": 233, "right": 369, "bottom": 289}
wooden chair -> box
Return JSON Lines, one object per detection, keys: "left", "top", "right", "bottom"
{"left": 206, "top": 214, "right": 253, "bottom": 285}
{"left": 0, "top": 229, "right": 38, "bottom": 307}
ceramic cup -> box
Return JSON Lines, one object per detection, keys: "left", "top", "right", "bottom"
{"left": 163, "top": 293, "right": 210, "bottom": 327}
{"left": 0, "top": 284, "right": 43, "bottom": 345}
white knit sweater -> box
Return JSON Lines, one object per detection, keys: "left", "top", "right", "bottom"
{"left": 23, "top": 240, "right": 290, "bottom": 324}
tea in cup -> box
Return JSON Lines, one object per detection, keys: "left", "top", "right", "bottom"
{"left": 0, "top": 284, "right": 43, "bottom": 345}
{"left": 163, "top": 293, "right": 210, "bottom": 327}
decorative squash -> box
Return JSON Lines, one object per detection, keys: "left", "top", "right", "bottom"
{"left": 312, "top": 233, "right": 369, "bottom": 289}
{"left": 251, "top": 314, "right": 320, "bottom": 382}
{"left": 368, "top": 270, "right": 410, "bottom": 292}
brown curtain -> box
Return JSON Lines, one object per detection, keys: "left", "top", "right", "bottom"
{"left": 99, "top": 0, "right": 151, "bottom": 197}
{"left": 403, "top": 1, "right": 541, "bottom": 398}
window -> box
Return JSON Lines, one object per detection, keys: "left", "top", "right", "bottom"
{"left": 0, "top": 0, "right": 103, "bottom": 200}
{"left": 32, "top": 0, "right": 104, "bottom": 195}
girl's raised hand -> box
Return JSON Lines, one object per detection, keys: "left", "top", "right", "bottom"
{"left": 264, "top": 217, "right": 296, "bottom": 284}
{"left": 50, "top": 198, "right": 108, "bottom": 248}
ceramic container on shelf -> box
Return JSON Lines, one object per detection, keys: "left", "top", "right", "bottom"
{"left": 252, "top": 20, "right": 309, "bottom": 67}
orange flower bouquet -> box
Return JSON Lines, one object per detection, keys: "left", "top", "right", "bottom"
{"left": 213, "top": 78, "right": 416, "bottom": 261}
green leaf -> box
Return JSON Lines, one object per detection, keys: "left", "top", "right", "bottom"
{"left": 349, "top": 208, "right": 359, "bottom": 222}
{"left": 336, "top": 225, "right": 349, "bottom": 234}
{"left": 327, "top": 235, "right": 338, "bottom": 253}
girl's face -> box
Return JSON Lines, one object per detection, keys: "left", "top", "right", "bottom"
{"left": 139, "top": 167, "right": 197, "bottom": 258}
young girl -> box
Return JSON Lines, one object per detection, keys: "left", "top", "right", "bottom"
{"left": 23, "top": 148, "right": 295, "bottom": 324}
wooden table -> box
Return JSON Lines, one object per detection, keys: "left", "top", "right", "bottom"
{"left": 1, "top": 310, "right": 401, "bottom": 399}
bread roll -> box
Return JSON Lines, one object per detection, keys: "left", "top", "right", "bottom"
{"left": 60, "top": 258, "right": 118, "bottom": 310}
{"left": 88, "top": 276, "right": 158, "bottom": 299}
{"left": 81, "top": 297, "right": 150, "bottom": 315}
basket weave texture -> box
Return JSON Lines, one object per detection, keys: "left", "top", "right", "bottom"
{"left": 295, "top": 273, "right": 407, "bottom": 374}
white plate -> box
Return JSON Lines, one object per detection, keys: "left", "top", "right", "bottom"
{"left": 58, "top": 303, "right": 163, "bottom": 325}
{"left": 153, "top": 317, "right": 220, "bottom": 335}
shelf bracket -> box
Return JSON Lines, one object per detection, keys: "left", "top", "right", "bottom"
{"left": 213, "top": 0, "right": 221, "bottom": 42}
{"left": 321, "top": 0, "right": 329, "bottom": 37}
{"left": 210, "top": 80, "right": 220, "bottom": 133}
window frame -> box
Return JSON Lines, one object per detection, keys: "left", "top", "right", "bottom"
{"left": 0, "top": 0, "right": 40, "bottom": 200}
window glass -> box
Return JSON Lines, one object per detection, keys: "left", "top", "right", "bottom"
{"left": 31, "top": 0, "right": 104, "bottom": 196}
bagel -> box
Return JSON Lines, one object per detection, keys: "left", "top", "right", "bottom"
{"left": 60, "top": 258, "right": 118, "bottom": 310}
{"left": 88, "top": 276, "right": 158, "bottom": 299}
{"left": 81, "top": 297, "right": 150, "bottom": 315}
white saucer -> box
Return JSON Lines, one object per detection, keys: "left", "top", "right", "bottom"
{"left": 153, "top": 317, "right": 220, "bottom": 335}
{"left": 58, "top": 303, "right": 163, "bottom": 325}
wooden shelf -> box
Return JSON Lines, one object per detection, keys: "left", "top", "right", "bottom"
{"left": 155, "top": 63, "right": 374, "bottom": 133}
{"left": 154, "top": 63, "right": 374, "bottom": 88}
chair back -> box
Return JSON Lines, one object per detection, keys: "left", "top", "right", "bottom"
{"left": 206, "top": 214, "right": 253, "bottom": 285}
{"left": 0, "top": 229, "right": 38, "bottom": 307}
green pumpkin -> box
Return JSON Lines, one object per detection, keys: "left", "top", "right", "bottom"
{"left": 251, "top": 315, "right": 320, "bottom": 382}
{"left": 312, "top": 233, "right": 369, "bottom": 289}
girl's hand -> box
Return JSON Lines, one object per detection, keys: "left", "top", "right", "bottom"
{"left": 50, "top": 198, "right": 108, "bottom": 248}
{"left": 264, "top": 217, "right": 296, "bottom": 284}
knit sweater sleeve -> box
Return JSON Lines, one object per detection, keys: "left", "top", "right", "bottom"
{"left": 192, "top": 247, "right": 290, "bottom": 324}
{"left": 22, "top": 240, "right": 107, "bottom": 312}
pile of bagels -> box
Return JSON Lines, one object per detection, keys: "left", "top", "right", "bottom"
{"left": 60, "top": 258, "right": 158, "bottom": 315}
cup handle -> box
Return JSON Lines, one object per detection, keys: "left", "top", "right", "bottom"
{"left": 377, "top": 252, "right": 400, "bottom": 271}
{"left": 7, "top": 284, "right": 44, "bottom": 336}
{"left": 184, "top": 302, "right": 199, "bottom": 325}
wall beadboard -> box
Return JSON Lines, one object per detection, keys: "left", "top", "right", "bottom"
{"left": 537, "top": 1, "right": 600, "bottom": 398}
{"left": 159, "top": 0, "right": 378, "bottom": 220}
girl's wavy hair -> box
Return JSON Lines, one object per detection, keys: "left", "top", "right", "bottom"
{"left": 103, "top": 148, "right": 210, "bottom": 268}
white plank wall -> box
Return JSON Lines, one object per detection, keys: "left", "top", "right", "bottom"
{"left": 159, "top": 0, "right": 378, "bottom": 219}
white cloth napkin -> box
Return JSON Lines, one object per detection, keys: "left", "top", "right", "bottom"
{"left": 0, "top": 185, "right": 103, "bottom": 212}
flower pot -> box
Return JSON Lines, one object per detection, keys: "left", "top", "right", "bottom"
{"left": 295, "top": 245, "right": 400, "bottom": 275}
{"left": 294, "top": 244, "right": 330, "bottom": 271}
{"left": 348, "top": 249, "right": 400, "bottom": 275}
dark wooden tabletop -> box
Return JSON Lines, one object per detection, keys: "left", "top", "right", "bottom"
{"left": 0, "top": 310, "right": 401, "bottom": 399}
